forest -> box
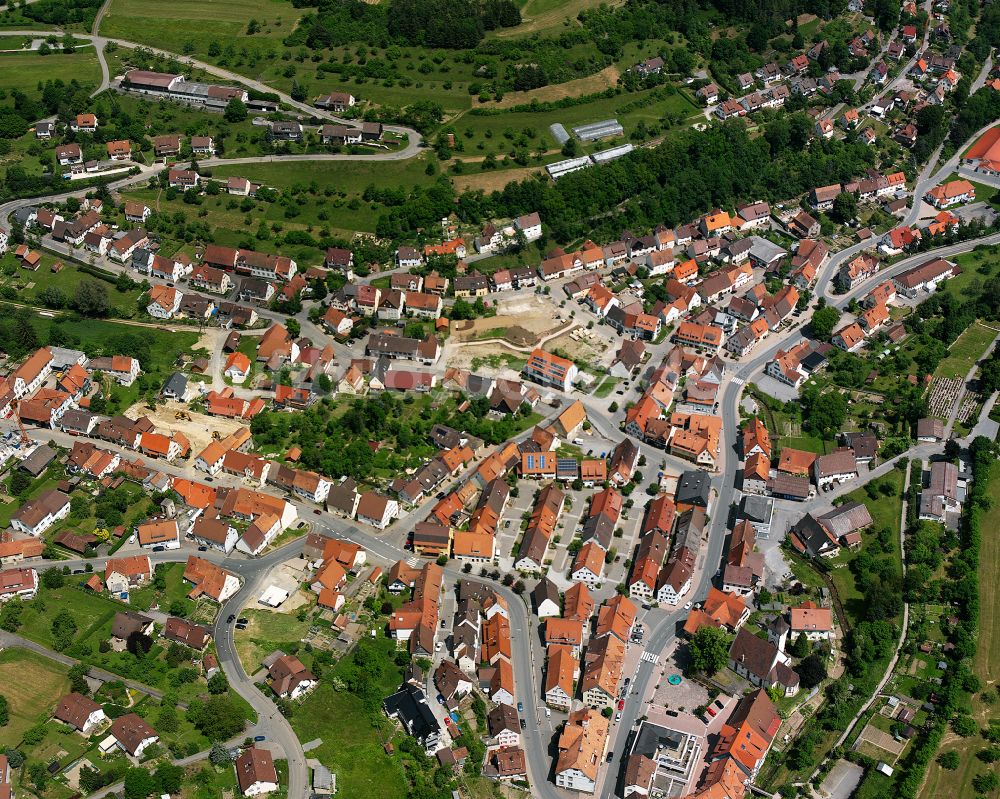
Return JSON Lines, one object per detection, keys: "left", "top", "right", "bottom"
{"left": 445, "top": 114, "right": 878, "bottom": 243}
{"left": 287, "top": 0, "right": 520, "bottom": 51}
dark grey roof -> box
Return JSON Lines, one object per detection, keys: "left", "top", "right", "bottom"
{"left": 162, "top": 372, "right": 188, "bottom": 397}
{"left": 675, "top": 470, "right": 710, "bottom": 507}
{"left": 20, "top": 445, "right": 56, "bottom": 476}
{"left": 531, "top": 577, "right": 560, "bottom": 613}
{"left": 383, "top": 683, "right": 441, "bottom": 744}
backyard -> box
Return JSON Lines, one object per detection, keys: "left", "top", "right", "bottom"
{"left": 290, "top": 636, "right": 409, "bottom": 799}
{"left": 918, "top": 457, "right": 1000, "bottom": 799}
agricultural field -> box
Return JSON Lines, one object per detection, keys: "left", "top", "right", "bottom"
{"left": 0, "top": 50, "right": 102, "bottom": 97}
{"left": 101, "top": 0, "right": 302, "bottom": 65}
{"left": 0, "top": 649, "right": 70, "bottom": 744}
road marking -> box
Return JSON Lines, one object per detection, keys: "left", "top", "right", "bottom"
{"left": 640, "top": 651, "right": 660, "bottom": 664}
{"left": 730, "top": 377, "right": 745, "bottom": 387}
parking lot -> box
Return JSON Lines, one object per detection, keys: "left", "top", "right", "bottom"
{"left": 496, "top": 475, "right": 662, "bottom": 590}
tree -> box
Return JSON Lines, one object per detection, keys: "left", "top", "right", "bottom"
{"left": 186, "top": 695, "right": 247, "bottom": 741}
{"left": 154, "top": 763, "right": 183, "bottom": 795}
{"left": 123, "top": 767, "right": 156, "bottom": 799}
{"left": 28, "top": 762, "right": 48, "bottom": 791}
{"left": 804, "top": 390, "right": 848, "bottom": 439}
{"left": 688, "top": 627, "right": 730, "bottom": 676}
{"left": 832, "top": 192, "right": 857, "bottom": 224}
{"left": 972, "top": 773, "right": 1000, "bottom": 794}
{"left": 937, "top": 750, "right": 960, "bottom": 770}
{"left": 225, "top": 98, "right": 248, "bottom": 123}
{"left": 209, "top": 742, "right": 231, "bottom": 766}
{"left": 7, "top": 470, "right": 30, "bottom": 497}
{"left": 796, "top": 653, "right": 828, "bottom": 689}
{"left": 207, "top": 672, "right": 228, "bottom": 694}
{"left": 810, "top": 305, "right": 841, "bottom": 341}
{"left": 69, "top": 663, "right": 90, "bottom": 695}
{"left": 157, "top": 703, "right": 179, "bottom": 734}
{"left": 50, "top": 610, "right": 77, "bottom": 651}
{"left": 126, "top": 631, "right": 153, "bottom": 656}
{"left": 953, "top": 715, "right": 978, "bottom": 736}
{"left": 790, "top": 632, "right": 810, "bottom": 659}
{"left": 74, "top": 280, "right": 111, "bottom": 317}
{"left": 0, "top": 695, "right": 8, "bottom": 727}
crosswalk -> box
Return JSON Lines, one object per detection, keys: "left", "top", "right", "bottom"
{"left": 640, "top": 651, "right": 660, "bottom": 664}
{"left": 730, "top": 377, "right": 745, "bottom": 388}
{"left": 406, "top": 557, "right": 421, "bottom": 568}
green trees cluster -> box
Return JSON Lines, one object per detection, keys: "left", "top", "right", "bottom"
{"left": 450, "top": 116, "right": 877, "bottom": 245}
{"left": 687, "top": 626, "right": 730, "bottom": 676}
{"left": 290, "top": 0, "right": 518, "bottom": 52}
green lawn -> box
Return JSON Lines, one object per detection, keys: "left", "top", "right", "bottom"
{"left": 593, "top": 376, "right": 619, "bottom": 398}
{"left": 11, "top": 312, "right": 203, "bottom": 412}
{"left": 451, "top": 85, "right": 700, "bottom": 155}
{"left": 0, "top": 50, "right": 101, "bottom": 97}
{"left": 234, "top": 609, "right": 312, "bottom": 676}
{"left": 0, "top": 254, "right": 140, "bottom": 317}
{"left": 181, "top": 762, "right": 240, "bottom": 799}
{"left": 129, "top": 562, "right": 200, "bottom": 617}
{"left": 828, "top": 469, "right": 905, "bottom": 624}
{"left": 290, "top": 636, "right": 409, "bottom": 799}
{"left": 15, "top": 582, "right": 121, "bottom": 653}
{"left": 0, "top": 471, "right": 61, "bottom": 528}
{"left": 123, "top": 156, "right": 436, "bottom": 240}
{"left": 937, "top": 172, "right": 1000, "bottom": 209}
{"left": 0, "top": 649, "right": 70, "bottom": 746}
{"left": 933, "top": 321, "right": 997, "bottom": 380}
{"left": 939, "top": 246, "right": 1000, "bottom": 303}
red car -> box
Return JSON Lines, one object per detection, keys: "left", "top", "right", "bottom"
{"left": 617, "top": 699, "right": 625, "bottom": 711}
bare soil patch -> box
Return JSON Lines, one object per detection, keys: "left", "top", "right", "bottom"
{"left": 126, "top": 399, "right": 245, "bottom": 454}
{"left": 452, "top": 165, "right": 548, "bottom": 194}
{"left": 546, "top": 327, "right": 617, "bottom": 369}
{"left": 485, "top": 65, "right": 621, "bottom": 107}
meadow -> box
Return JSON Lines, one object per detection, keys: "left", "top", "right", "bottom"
{"left": 0, "top": 50, "right": 102, "bottom": 97}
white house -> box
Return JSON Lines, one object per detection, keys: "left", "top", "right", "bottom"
{"left": 11, "top": 490, "right": 70, "bottom": 536}
{"left": 515, "top": 212, "right": 542, "bottom": 241}
{"left": 108, "top": 713, "right": 159, "bottom": 759}
{"left": 356, "top": 493, "right": 398, "bottom": 529}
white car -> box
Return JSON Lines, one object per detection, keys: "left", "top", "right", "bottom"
{"left": 684, "top": 601, "right": 693, "bottom": 610}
